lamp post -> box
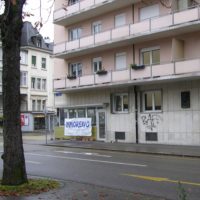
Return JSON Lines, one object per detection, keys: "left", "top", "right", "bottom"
{"left": 44, "top": 107, "right": 48, "bottom": 145}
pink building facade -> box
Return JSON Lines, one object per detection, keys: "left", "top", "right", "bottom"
{"left": 53, "top": 0, "right": 200, "bottom": 145}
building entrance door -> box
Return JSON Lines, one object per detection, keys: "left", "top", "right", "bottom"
{"left": 97, "top": 110, "right": 106, "bottom": 141}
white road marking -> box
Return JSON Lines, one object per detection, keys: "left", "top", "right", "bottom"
{"left": 55, "top": 150, "right": 112, "bottom": 158}
{"left": 26, "top": 153, "right": 147, "bottom": 167}
{"left": 26, "top": 160, "right": 41, "bottom": 165}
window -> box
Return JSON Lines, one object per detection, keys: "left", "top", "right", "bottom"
{"left": 140, "top": 4, "right": 159, "bottom": 21}
{"left": 32, "top": 100, "right": 36, "bottom": 111}
{"left": 31, "top": 77, "right": 36, "bottom": 89}
{"left": 42, "top": 79, "right": 46, "bottom": 90}
{"left": 87, "top": 108, "right": 96, "bottom": 125}
{"left": 181, "top": 91, "right": 190, "bottom": 108}
{"left": 93, "top": 57, "right": 102, "bottom": 73}
{"left": 177, "top": 0, "right": 191, "bottom": 10}
{"left": 142, "top": 90, "right": 162, "bottom": 112}
{"left": 31, "top": 77, "right": 46, "bottom": 91}
{"left": 141, "top": 47, "right": 160, "bottom": 65}
{"left": 0, "top": 71, "right": 2, "bottom": 84}
{"left": 69, "top": 109, "right": 76, "bottom": 118}
{"left": 115, "top": 52, "right": 126, "bottom": 70}
{"left": 36, "top": 38, "right": 42, "bottom": 47}
{"left": 77, "top": 109, "right": 86, "bottom": 118}
{"left": 20, "top": 71, "right": 27, "bottom": 86}
{"left": 42, "top": 100, "right": 46, "bottom": 110}
{"left": 37, "top": 78, "right": 41, "bottom": 90}
{"left": 69, "top": 28, "right": 81, "bottom": 41}
{"left": 32, "top": 55, "right": 37, "bottom": 67}
{"left": 115, "top": 13, "right": 126, "bottom": 27}
{"left": 92, "top": 21, "right": 102, "bottom": 34}
{"left": 59, "top": 108, "right": 68, "bottom": 126}
{"left": 37, "top": 100, "right": 41, "bottom": 111}
{"left": 68, "top": 0, "right": 79, "bottom": 5}
{"left": 112, "top": 93, "right": 129, "bottom": 113}
{"left": 0, "top": 48, "right": 2, "bottom": 60}
{"left": 20, "top": 51, "right": 28, "bottom": 65}
{"left": 69, "top": 63, "right": 82, "bottom": 77}
{"left": 41, "top": 58, "right": 46, "bottom": 69}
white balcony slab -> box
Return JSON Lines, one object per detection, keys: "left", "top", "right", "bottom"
{"left": 80, "top": 35, "right": 94, "bottom": 48}
{"left": 80, "top": 75, "right": 94, "bottom": 86}
{"left": 66, "top": 78, "right": 79, "bottom": 87}
{"left": 112, "top": 69, "right": 130, "bottom": 82}
{"left": 54, "top": 58, "right": 200, "bottom": 91}
{"left": 80, "top": 0, "right": 94, "bottom": 10}
{"left": 130, "top": 20, "right": 150, "bottom": 35}
{"left": 112, "top": 25, "right": 129, "bottom": 40}
{"left": 95, "top": 0, "right": 106, "bottom": 4}
{"left": 54, "top": 42, "right": 66, "bottom": 54}
{"left": 67, "top": 3, "right": 79, "bottom": 15}
{"left": 66, "top": 40, "right": 79, "bottom": 51}
{"left": 95, "top": 31, "right": 111, "bottom": 44}
{"left": 174, "top": 8, "right": 198, "bottom": 25}
{"left": 152, "top": 63, "right": 174, "bottom": 77}
{"left": 175, "top": 59, "right": 200, "bottom": 74}
{"left": 54, "top": 9, "right": 66, "bottom": 21}
{"left": 131, "top": 66, "right": 151, "bottom": 79}
{"left": 95, "top": 72, "right": 111, "bottom": 84}
{"left": 151, "top": 15, "right": 173, "bottom": 30}
{"left": 54, "top": 79, "right": 66, "bottom": 89}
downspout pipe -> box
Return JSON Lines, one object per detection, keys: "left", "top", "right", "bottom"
{"left": 134, "top": 86, "right": 139, "bottom": 144}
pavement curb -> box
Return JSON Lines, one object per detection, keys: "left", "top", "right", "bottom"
{"left": 45, "top": 143, "right": 200, "bottom": 159}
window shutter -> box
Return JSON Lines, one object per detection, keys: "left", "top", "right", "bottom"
{"left": 140, "top": 4, "right": 159, "bottom": 21}
{"left": 116, "top": 52, "right": 126, "bottom": 70}
{"left": 115, "top": 14, "right": 126, "bottom": 27}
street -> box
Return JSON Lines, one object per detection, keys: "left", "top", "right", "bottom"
{"left": 0, "top": 140, "right": 199, "bottom": 200}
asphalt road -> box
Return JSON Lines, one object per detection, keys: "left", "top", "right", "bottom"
{"left": 0, "top": 143, "right": 200, "bottom": 200}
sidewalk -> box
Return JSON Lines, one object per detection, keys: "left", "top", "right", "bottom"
{"left": 44, "top": 138, "right": 200, "bottom": 158}
{"left": 1, "top": 179, "right": 168, "bottom": 200}
{"left": 5, "top": 133, "right": 198, "bottom": 158}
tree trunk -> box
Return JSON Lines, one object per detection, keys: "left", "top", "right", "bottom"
{"left": 1, "top": 0, "right": 27, "bottom": 185}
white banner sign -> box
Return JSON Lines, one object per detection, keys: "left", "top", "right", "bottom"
{"left": 64, "top": 118, "right": 92, "bottom": 136}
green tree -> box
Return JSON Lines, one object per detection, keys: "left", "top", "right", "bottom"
{"left": 0, "top": 0, "right": 27, "bottom": 185}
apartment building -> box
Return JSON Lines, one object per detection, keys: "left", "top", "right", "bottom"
{"left": 0, "top": 21, "right": 54, "bottom": 132}
{"left": 53, "top": 0, "right": 200, "bottom": 145}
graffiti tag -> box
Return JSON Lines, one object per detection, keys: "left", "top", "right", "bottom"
{"left": 141, "top": 114, "right": 162, "bottom": 131}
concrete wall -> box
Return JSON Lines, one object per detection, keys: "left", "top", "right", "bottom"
{"left": 55, "top": 87, "right": 136, "bottom": 143}
{"left": 138, "top": 80, "right": 200, "bottom": 145}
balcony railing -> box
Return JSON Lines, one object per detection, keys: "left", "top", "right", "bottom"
{"left": 53, "top": 58, "right": 200, "bottom": 91}
{"left": 54, "top": 0, "right": 112, "bottom": 22}
{"left": 54, "top": 5, "right": 200, "bottom": 56}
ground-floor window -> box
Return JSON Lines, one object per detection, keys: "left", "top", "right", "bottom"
{"left": 112, "top": 93, "right": 129, "bottom": 113}
{"left": 181, "top": 91, "right": 190, "bottom": 109}
{"left": 34, "top": 116, "right": 45, "bottom": 130}
{"left": 142, "top": 90, "right": 162, "bottom": 112}
{"left": 58, "top": 107, "right": 99, "bottom": 126}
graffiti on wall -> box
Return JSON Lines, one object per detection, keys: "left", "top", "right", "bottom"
{"left": 141, "top": 113, "right": 162, "bottom": 131}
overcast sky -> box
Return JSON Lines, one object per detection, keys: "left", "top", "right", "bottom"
{"left": 23, "top": 0, "right": 54, "bottom": 41}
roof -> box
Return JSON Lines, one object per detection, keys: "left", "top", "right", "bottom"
{"left": 21, "top": 21, "right": 53, "bottom": 51}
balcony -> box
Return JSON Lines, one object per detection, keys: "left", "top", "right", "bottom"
{"left": 53, "top": 58, "right": 200, "bottom": 92}
{"left": 54, "top": 5, "right": 200, "bottom": 59}
{"left": 54, "top": 0, "right": 139, "bottom": 26}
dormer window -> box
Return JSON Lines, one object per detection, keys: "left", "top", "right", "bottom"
{"left": 36, "top": 38, "right": 42, "bottom": 47}
{"left": 31, "top": 35, "right": 42, "bottom": 48}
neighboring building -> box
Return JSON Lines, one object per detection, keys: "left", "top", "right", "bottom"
{"left": 53, "top": 0, "right": 200, "bottom": 145}
{"left": 0, "top": 21, "right": 54, "bottom": 132}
